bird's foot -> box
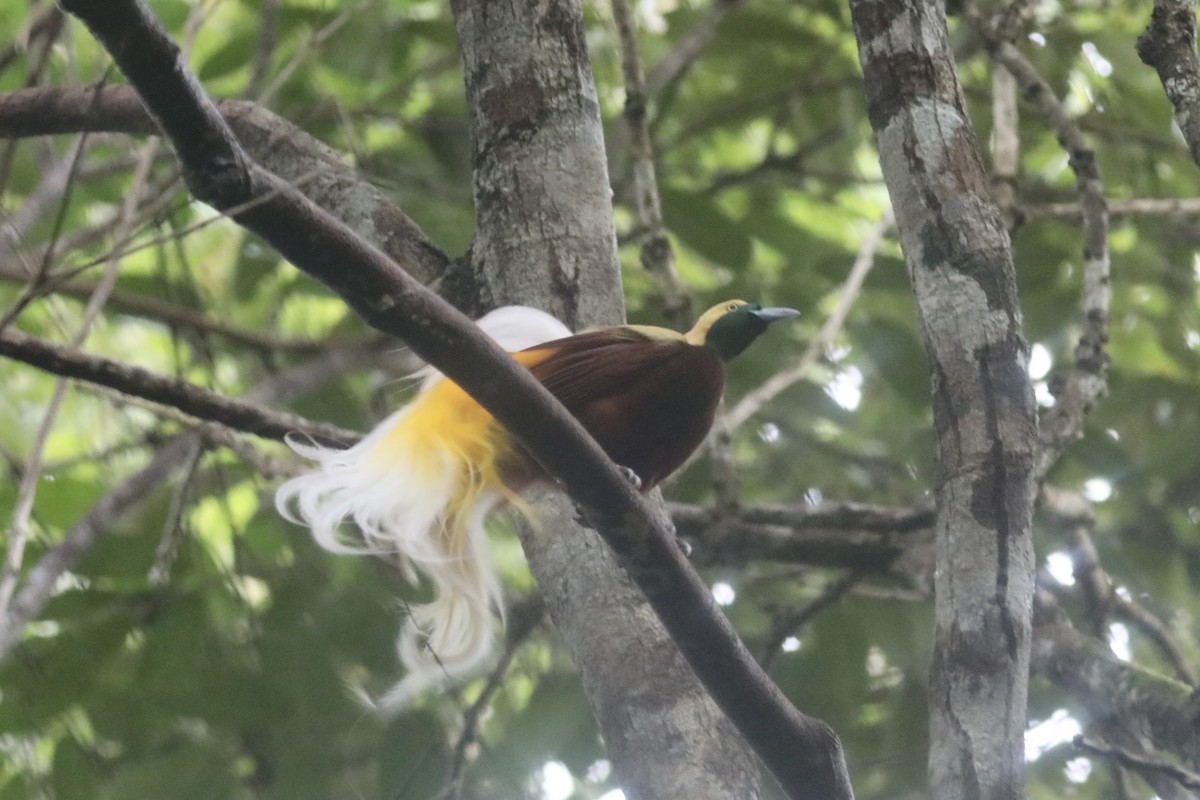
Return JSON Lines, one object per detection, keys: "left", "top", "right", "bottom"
{"left": 676, "top": 537, "right": 693, "bottom": 558}
{"left": 617, "top": 465, "right": 643, "bottom": 491}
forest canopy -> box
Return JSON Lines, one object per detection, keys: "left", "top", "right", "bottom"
{"left": 1, "top": 1, "right": 1199, "bottom": 799}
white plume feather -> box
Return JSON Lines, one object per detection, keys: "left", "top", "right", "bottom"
{"left": 275, "top": 306, "right": 570, "bottom": 710}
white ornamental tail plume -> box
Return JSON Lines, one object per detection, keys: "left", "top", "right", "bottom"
{"left": 275, "top": 306, "right": 571, "bottom": 710}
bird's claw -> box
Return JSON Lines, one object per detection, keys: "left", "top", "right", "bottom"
{"left": 617, "top": 465, "right": 642, "bottom": 491}
{"left": 676, "top": 537, "right": 693, "bottom": 558}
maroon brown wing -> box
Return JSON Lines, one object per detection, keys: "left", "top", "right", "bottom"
{"left": 521, "top": 330, "right": 724, "bottom": 489}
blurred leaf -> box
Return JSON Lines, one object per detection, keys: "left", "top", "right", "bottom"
{"left": 661, "top": 186, "right": 752, "bottom": 270}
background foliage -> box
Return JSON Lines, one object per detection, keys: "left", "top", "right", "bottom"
{"left": 1, "top": 0, "right": 1197, "bottom": 798}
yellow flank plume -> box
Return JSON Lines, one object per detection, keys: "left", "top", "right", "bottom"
{"left": 275, "top": 305, "right": 571, "bottom": 712}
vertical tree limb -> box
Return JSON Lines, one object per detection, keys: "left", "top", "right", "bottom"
{"left": 611, "top": 0, "right": 693, "bottom": 328}
{"left": 848, "top": 2, "right": 1038, "bottom": 798}
{"left": 973, "top": 26, "right": 1111, "bottom": 479}
{"left": 451, "top": 0, "right": 763, "bottom": 796}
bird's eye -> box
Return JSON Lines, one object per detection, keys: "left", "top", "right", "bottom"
{"left": 727, "top": 303, "right": 738, "bottom": 311}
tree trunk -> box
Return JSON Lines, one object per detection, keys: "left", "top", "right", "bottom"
{"left": 848, "top": 2, "right": 1038, "bottom": 799}
{"left": 451, "top": 0, "right": 760, "bottom": 796}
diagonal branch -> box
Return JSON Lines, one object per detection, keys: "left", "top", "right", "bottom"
{"left": 0, "top": 434, "right": 200, "bottom": 660}
{"left": 1, "top": 139, "right": 157, "bottom": 618}
{"left": 1075, "top": 736, "right": 1200, "bottom": 793}
{"left": 1138, "top": 0, "right": 1200, "bottom": 170}
{"left": 0, "top": 84, "right": 455, "bottom": 291}
{"left": 0, "top": 262, "right": 332, "bottom": 353}
{"left": 0, "top": 337, "right": 380, "bottom": 661}
{"left": 0, "top": 327, "right": 359, "bottom": 445}
{"left": 727, "top": 210, "right": 892, "bottom": 431}
{"left": 971, "top": 15, "right": 1111, "bottom": 480}
{"left": 58, "top": 1, "right": 852, "bottom": 797}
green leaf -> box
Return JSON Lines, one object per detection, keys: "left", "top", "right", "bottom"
{"left": 196, "top": 31, "right": 257, "bottom": 82}
{"left": 98, "top": 742, "right": 238, "bottom": 800}
{"left": 660, "top": 186, "right": 752, "bottom": 270}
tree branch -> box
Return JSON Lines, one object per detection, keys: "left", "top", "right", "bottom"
{"left": 0, "top": 327, "right": 359, "bottom": 445}
{"left": 1075, "top": 735, "right": 1200, "bottom": 793}
{"left": 0, "top": 434, "right": 200, "bottom": 660}
{"left": 972, "top": 15, "right": 1111, "bottom": 480}
{"left": 0, "top": 262, "right": 332, "bottom": 353}
{"left": 1138, "top": 0, "right": 1200, "bottom": 170}
{"left": 673, "top": 501, "right": 933, "bottom": 576}
{"left": 726, "top": 210, "right": 891, "bottom": 431}
{"left": 849, "top": 3, "right": 1039, "bottom": 798}
{"left": 59, "top": 1, "right": 853, "bottom": 797}
{"left": 0, "top": 84, "right": 455, "bottom": 291}
{"left": 611, "top": 0, "right": 692, "bottom": 328}
{"left": 0, "top": 321, "right": 387, "bottom": 662}
{"left": 1033, "top": 590, "right": 1200, "bottom": 769}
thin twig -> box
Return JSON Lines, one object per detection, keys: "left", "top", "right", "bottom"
{"left": 0, "top": 327, "right": 361, "bottom": 445}
{"left": 148, "top": 437, "right": 205, "bottom": 586}
{"left": 644, "top": 0, "right": 747, "bottom": 97}
{"left": 0, "top": 139, "right": 158, "bottom": 618}
{"left": 760, "top": 570, "right": 864, "bottom": 667}
{"left": 611, "top": 0, "right": 692, "bottom": 328}
{"left": 243, "top": 0, "right": 281, "bottom": 99}
{"left": 727, "top": 210, "right": 892, "bottom": 431}
{"left": 0, "top": 262, "right": 331, "bottom": 353}
{"left": 990, "top": 61, "right": 1019, "bottom": 229}
{"left": 258, "top": 0, "right": 373, "bottom": 107}
{"left": 971, "top": 14, "right": 1111, "bottom": 480}
{"left": 0, "top": 435, "right": 200, "bottom": 659}
{"left": 1075, "top": 736, "right": 1200, "bottom": 792}
{"left": 1024, "top": 196, "right": 1200, "bottom": 220}
{"left": 436, "top": 596, "right": 546, "bottom": 800}
{"left": 1041, "top": 485, "right": 1199, "bottom": 686}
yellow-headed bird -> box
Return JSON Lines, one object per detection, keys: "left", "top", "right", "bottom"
{"left": 276, "top": 300, "right": 798, "bottom": 706}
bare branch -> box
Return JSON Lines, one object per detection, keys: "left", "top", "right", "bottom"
{"left": 1042, "top": 487, "right": 1199, "bottom": 686}
{"left": 0, "top": 326, "right": 383, "bottom": 661}
{"left": 0, "top": 84, "right": 454, "bottom": 289}
{"left": 972, "top": 21, "right": 1111, "bottom": 480}
{"left": 611, "top": 0, "right": 692, "bottom": 327}
{"left": 991, "top": 62, "right": 1019, "bottom": 228}
{"left": 644, "top": 0, "right": 747, "bottom": 96}
{"left": 726, "top": 210, "right": 891, "bottom": 431}
{"left": 760, "top": 571, "right": 865, "bottom": 667}
{"left": 672, "top": 501, "right": 933, "bottom": 574}
{"left": 1032, "top": 590, "right": 1200, "bottom": 770}
{"left": 1, "top": 139, "right": 157, "bottom": 619}
{"left": 0, "top": 434, "right": 200, "bottom": 660}
{"left": 60, "top": 1, "right": 853, "bottom": 796}
{"left": 436, "top": 595, "right": 545, "bottom": 800}
{"left": 0, "top": 262, "right": 332, "bottom": 353}
{"left": 1025, "top": 196, "right": 1200, "bottom": 221}
{"left": 0, "top": 327, "right": 360, "bottom": 445}
{"left": 1075, "top": 736, "right": 1200, "bottom": 793}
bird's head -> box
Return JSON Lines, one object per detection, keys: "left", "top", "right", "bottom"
{"left": 687, "top": 300, "right": 801, "bottom": 361}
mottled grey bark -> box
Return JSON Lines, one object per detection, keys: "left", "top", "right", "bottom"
{"left": 848, "top": 2, "right": 1038, "bottom": 799}
{"left": 452, "top": 0, "right": 622, "bottom": 326}
{"left": 451, "top": 1, "right": 760, "bottom": 797}
{"left": 1139, "top": 0, "right": 1200, "bottom": 170}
